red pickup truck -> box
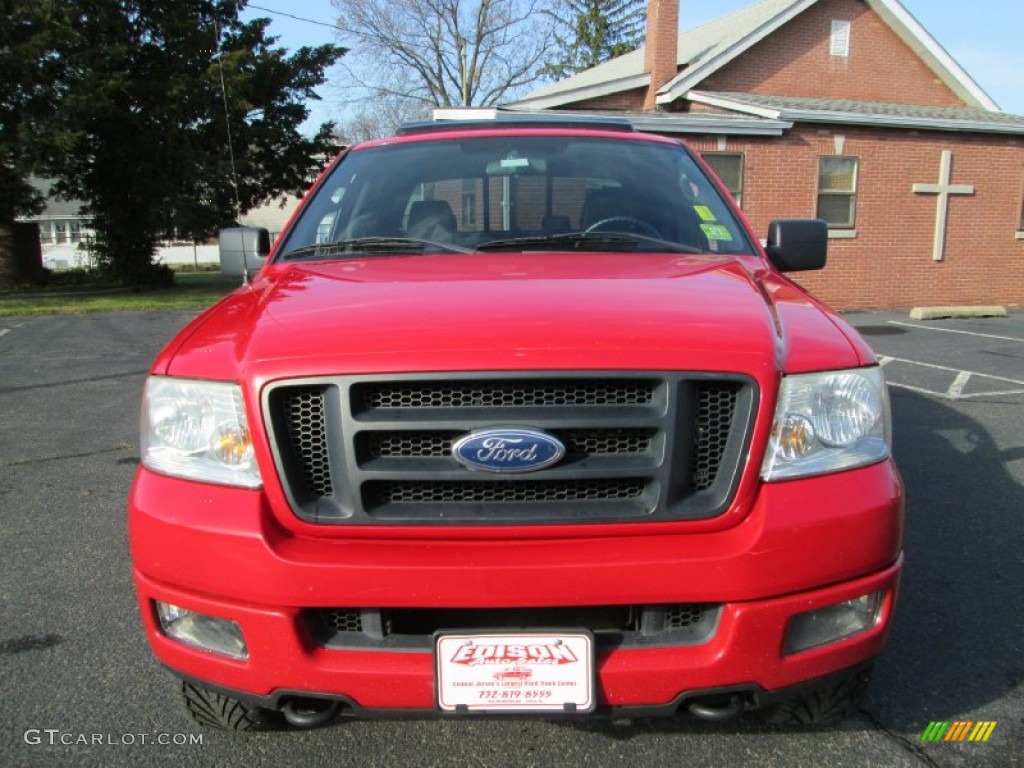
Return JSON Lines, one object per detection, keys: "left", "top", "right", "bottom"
{"left": 129, "top": 118, "right": 902, "bottom": 730}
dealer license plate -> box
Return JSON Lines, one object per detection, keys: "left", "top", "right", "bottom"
{"left": 435, "top": 631, "right": 595, "bottom": 713}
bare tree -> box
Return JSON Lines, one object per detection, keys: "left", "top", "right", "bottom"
{"left": 332, "top": 0, "right": 557, "bottom": 113}
{"left": 339, "top": 96, "right": 431, "bottom": 144}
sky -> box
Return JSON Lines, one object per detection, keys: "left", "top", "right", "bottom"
{"left": 240, "top": 0, "right": 1024, "bottom": 133}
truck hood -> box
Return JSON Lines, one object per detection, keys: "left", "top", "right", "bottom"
{"left": 161, "top": 253, "right": 869, "bottom": 382}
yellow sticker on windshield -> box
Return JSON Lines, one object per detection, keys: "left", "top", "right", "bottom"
{"left": 694, "top": 205, "right": 717, "bottom": 222}
{"left": 700, "top": 223, "right": 734, "bottom": 241}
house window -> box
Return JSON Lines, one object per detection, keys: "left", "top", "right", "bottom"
{"left": 39, "top": 224, "right": 53, "bottom": 244}
{"left": 69, "top": 222, "right": 83, "bottom": 243}
{"left": 701, "top": 153, "right": 744, "bottom": 207}
{"left": 54, "top": 222, "right": 68, "bottom": 244}
{"left": 817, "top": 156, "right": 858, "bottom": 228}
{"left": 462, "top": 177, "right": 477, "bottom": 226}
{"left": 831, "top": 20, "right": 851, "bottom": 57}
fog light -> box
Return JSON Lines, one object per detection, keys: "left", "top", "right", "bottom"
{"left": 784, "top": 592, "right": 882, "bottom": 654}
{"left": 155, "top": 601, "right": 248, "bottom": 660}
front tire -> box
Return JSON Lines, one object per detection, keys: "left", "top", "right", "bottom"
{"left": 758, "top": 666, "right": 872, "bottom": 725}
{"left": 180, "top": 680, "right": 283, "bottom": 731}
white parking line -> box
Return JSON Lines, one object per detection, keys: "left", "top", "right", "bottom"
{"left": 947, "top": 370, "right": 972, "bottom": 399}
{"left": 886, "top": 321, "right": 1024, "bottom": 344}
{"left": 886, "top": 380, "right": 1024, "bottom": 400}
{"left": 878, "top": 356, "right": 1024, "bottom": 386}
{"left": 877, "top": 355, "right": 1024, "bottom": 400}
{"left": 959, "top": 389, "right": 1024, "bottom": 399}
{"left": 0, "top": 321, "right": 29, "bottom": 338}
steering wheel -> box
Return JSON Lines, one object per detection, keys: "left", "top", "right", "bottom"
{"left": 585, "top": 216, "right": 662, "bottom": 239}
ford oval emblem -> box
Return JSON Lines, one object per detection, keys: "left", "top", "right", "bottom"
{"left": 452, "top": 428, "right": 565, "bottom": 474}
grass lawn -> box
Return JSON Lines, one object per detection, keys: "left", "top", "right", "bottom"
{"left": 0, "top": 271, "right": 241, "bottom": 317}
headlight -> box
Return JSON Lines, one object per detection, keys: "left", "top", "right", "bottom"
{"left": 141, "top": 377, "right": 262, "bottom": 488}
{"left": 761, "top": 367, "right": 890, "bottom": 481}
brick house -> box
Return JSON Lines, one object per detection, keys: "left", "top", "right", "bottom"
{"left": 508, "top": 0, "right": 1024, "bottom": 310}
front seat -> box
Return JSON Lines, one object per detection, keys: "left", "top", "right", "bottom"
{"left": 407, "top": 200, "right": 457, "bottom": 242}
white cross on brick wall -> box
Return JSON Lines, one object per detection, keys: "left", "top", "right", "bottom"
{"left": 912, "top": 150, "right": 975, "bottom": 262}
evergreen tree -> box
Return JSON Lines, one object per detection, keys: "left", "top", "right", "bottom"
{"left": 42, "top": 0, "right": 345, "bottom": 286}
{"left": 0, "top": 1, "right": 69, "bottom": 286}
{"left": 545, "top": 0, "right": 645, "bottom": 79}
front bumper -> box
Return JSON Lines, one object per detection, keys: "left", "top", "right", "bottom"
{"left": 129, "top": 460, "right": 903, "bottom": 712}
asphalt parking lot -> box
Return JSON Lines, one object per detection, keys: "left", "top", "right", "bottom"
{"left": 1, "top": 309, "right": 1021, "bottom": 767}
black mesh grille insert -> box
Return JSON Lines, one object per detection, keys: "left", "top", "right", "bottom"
{"left": 665, "top": 604, "right": 708, "bottom": 629}
{"left": 365, "top": 431, "right": 461, "bottom": 458}
{"left": 279, "top": 387, "right": 333, "bottom": 497}
{"left": 366, "top": 478, "right": 647, "bottom": 506}
{"left": 690, "top": 383, "right": 740, "bottom": 491}
{"left": 562, "top": 429, "right": 654, "bottom": 457}
{"left": 356, "top": 378, "right": 656, "bottom": 410}
{"left": 319, "top": 609, "right": 363, "bottom": 634}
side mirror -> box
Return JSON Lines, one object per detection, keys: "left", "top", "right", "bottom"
{"left": 765, "top": 219, "right": 827, "bottom": 272}
{"left": 219, "top": 227, "right": 271, "bottom": 279}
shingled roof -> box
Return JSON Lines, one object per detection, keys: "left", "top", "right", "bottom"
{"left": 513, "top": 0, "right": 998, "bottom": 112}
{"left": 687, "top": 91, "right": 1024, "bottom": 134}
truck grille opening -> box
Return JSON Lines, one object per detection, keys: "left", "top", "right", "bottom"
{"left": 266, "top": 373, "right": 754, "bottom": 525}
{"left": 666, "top": 604, "right": 708, "bottom": 629}
{"left": 279, "top": 387, "right": 333, "bottom": 498}
{"left": 691, "top": 385, "right": 739, "bottom": 492}
{"left": 358, "top": 379, "right": 656, "bottom": 410}
{"left": 365, "top": 478, "right": 648, "bottom": 505}
{"left": 308, "top": 604, "right": 721, "bottom": 650}
{"left": 320, "top": 609, "right": 363, "bottom": 634}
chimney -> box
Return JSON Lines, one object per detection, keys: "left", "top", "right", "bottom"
{"left": 643, "top": 0, "right": 680, "bottom": 111}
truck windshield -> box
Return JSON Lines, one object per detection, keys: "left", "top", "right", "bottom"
{"left": 276, "top": 134, "right": 756, "bottom": 259}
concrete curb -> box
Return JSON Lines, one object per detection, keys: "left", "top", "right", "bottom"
{"left": 0, "top": 287, "right": 126, "bottom": 301}
{"left": 909, "top": 306, "right": 1007, "bottom": 320}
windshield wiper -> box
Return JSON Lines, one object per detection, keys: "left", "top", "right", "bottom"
{"left": 474, "top": 231, "right": 704, "bottom": 254}
{"left": 282, "top": 237, "right": 474, "bottom": 260}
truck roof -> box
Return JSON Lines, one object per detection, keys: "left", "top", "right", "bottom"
{"left": 396, "top": 114, "right": 635, "bottom": 136}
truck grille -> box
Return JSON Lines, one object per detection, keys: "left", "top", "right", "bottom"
{"left": 264, "top": 373, "right": 754, "bottom": 525}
